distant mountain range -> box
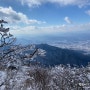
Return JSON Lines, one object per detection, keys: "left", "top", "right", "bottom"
{"left": 35, "top": 44, "right": 90, "bottom": 67}
{"left": 15, "top": 31, "right": 90, "bottom": 67}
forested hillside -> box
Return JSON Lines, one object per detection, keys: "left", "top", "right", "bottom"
{"left": 36, "top": 44, "right": 90, "bottom": 67}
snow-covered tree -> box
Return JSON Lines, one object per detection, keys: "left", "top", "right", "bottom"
{"left": 0, "top": 19, "right": 46, "bottom": 89}
{"left": 0, "top": 19, "right": 46, "bottom": 69}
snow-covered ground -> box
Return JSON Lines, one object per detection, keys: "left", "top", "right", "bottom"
{"left": 0, "top": 65, "right": 90, "bottom": 90}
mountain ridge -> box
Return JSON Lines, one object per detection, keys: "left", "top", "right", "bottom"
{"left": 36, "top": 44, "right": 90, "bottom": 67}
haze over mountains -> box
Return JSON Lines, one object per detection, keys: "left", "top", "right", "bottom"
{"left": 16, "top": 30, "right": 90, "bottom": 54}
{"left": 15, "top": 31, "right": 90, "bottom": 67}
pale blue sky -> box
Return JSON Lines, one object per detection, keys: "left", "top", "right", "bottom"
{"left": 0, "top": 0, "right": 90, "bottom": 36}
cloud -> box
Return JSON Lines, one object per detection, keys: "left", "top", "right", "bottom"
{"left": 64, "top": 17, "right": 72, "bottom": 24}
{"left": 10, "top": 23, "right": 90, "bottom": 36}
{"left": 21, "top": 0, "right": 44, "bottom": 7}
{"left": 85, "top": 10, "right": 90, "bottom": 16}
{"left": 0, "top": 6, "right": 45, "bottom": 24}
{"left": 20, "top": 0, "right": 90, "bottom": 8}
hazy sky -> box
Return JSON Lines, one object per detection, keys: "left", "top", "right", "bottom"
{"left": 0, "top": 0, "right": 90, "bottom": 36}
